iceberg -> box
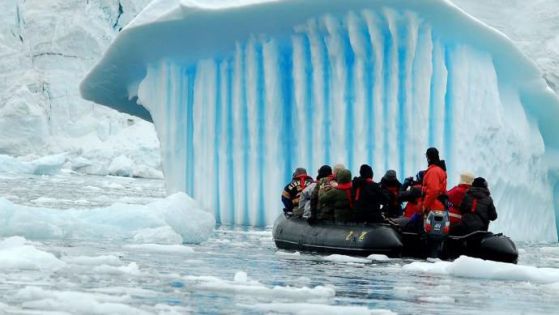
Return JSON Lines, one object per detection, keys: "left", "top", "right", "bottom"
{"left": 81, "top": 0, "right": 559, "bottom": 241}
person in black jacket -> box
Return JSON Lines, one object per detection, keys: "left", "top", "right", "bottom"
{"left": 352, "top": 164, "right": 389, "bottom": 223}
{"left": 380, "top": 170, "right": 403, "bottom": 218}
{"left": 454, "top": 177, "right": 497, "bottom": 235}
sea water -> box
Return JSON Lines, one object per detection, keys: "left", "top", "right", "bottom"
{"left": 0, "top": 173, "right": 558, "bottom": 314}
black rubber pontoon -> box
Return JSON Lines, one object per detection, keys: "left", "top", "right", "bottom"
{"left": 401, "top": 230, "right": 519, "bottom": 264}
{"left": 272, "top": 215, "right": 403, "bottom": 257}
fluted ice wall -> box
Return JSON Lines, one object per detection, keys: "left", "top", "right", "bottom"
{"left": 136, "top": 9, "right": 555, "bottom": 240}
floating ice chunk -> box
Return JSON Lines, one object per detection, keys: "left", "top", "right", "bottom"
{"left": 234, "top": 271, "right": 249, "bottom": 283}
{"left": 0, "top": 153, "right": 66, "bottom": 175}
{"left": 93, "top": 262, "right": 142, "bottom": 276}
{"left": 242, "top": 302, "right": 396, "bottom": 315}
{"left": 367, "top": 254, "right": 391, "bottom": 262}
{"left": 322, "top": 254, "right": 371, "bottom": 264}
{"left": 182, "top": 273, "right": 335, "bottom": 300}
{"left": 62, "top": 255, "right": 122, "bottom": 266}
{"left": 124, "top": 244, "right": 194, "bottom": 254}
{"left": 276, "top": 251, "right": 301, "bottom": 257}
{"left": 108, "top": 155, "right": 135, "bottom": 177}
{"left": 403, "top": 256, "right": 559, "bottom": 283}
{"left": 16, "top": 286, "right": 149, "bottom": 315}
{"left": 0, "top": 192, "right": 215, "bottom": 244}
{"left": 0, "top": 236, "right": 65, "bottom": 271}
{"left": 132, "top": 226, "right": 184, "bottom": 244}
{"left": 418, "top": 296, "right": 456, "bottom": 303}
{"left": 29, "top": 153, "right": 68, "bottom": 175}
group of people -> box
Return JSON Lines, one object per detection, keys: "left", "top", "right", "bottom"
{"left": 281, "top": 147, "right": 498, "bottom": 235}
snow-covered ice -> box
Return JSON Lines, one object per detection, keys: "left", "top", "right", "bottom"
{"left": 0, "top": 192, "right": 215, "bottom": 244}
{"left": 403, "top": 255, "right": 559, "bottom": 283}
{"left": 0, "top": 236, "right": 65, "bottom": 271}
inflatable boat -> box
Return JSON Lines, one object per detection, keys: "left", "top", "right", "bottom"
{"left": 272, "top": 215, "right": 404, "bottom": 257}
{"left": 272, "top": 213, "right": 519, "bottom": 263}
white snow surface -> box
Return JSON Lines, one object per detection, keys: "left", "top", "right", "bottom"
{"left": 81, "top": 0, "right": 559, "bottom": 241}
{"left": 0, "top": 192, "right": 215, "bottom": 244}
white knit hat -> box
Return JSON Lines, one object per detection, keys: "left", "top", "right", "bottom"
{"left": 459, "top": 171, "right": 475, "bottom": 185}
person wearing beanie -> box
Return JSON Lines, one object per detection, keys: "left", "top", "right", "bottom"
{"left": 447, "top": 171, "right": 475, "bottom": 227}
{"left": 421, "top": 147, "right": 448, "bottom": 214}
{"left": 380, "top": 170, "right": 403, "bottom": 218}
{"left": 309, "top": 163, "right": 345, "bottom": 221}
{"left": 352, "top": 164, "right": 389, "bottom": 223}
{"left": 282, "top": 167, "right": 313, "bottom": 216}
{"left": 298, "top": 165, "right": 332, "bottom": 218}
{"left": 319, "top": 168, "right": 354, "bottom": 223}
{"left": 453, "top": 177, "right": 497, "bottom": 235}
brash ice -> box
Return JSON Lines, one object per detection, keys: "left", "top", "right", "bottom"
{"left": 80, "top": 0, "right": 559, "bottom": 242}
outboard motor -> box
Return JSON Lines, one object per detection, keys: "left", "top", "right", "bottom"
{"left": 424, "top": 210, "right": 450, "bottom": 258}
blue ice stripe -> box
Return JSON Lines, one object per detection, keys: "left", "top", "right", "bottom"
{"left": 280, "top": 43, "right": 294, "bottom": 184}
{"left": 320, "top": 33, "right": 331, "bottom": 164}
{"left": 381, "top": 20, "right": 392, "bottom": 172}
{"left": 428, "top": 38, "right": 437, "bottom": 147}
{"left": 302, "top": 34, "right": 314, "bottom": 171}
{"left": 214, "top": 61, "right": 222, "bottom": 224}
{"left": 240, "top": 44, "right": 250, "bottom": 226}
{"left": 443, "top": 45, "right": 453, "bottom": 175}
{"left": 361, "top": 21, "right": 374, "bottom": 165}
{"left": 255, "top": 42, "right": 266, "bottom": 227}
{"left": 186, "top": 66, "right": 196, "bottom": 196}
{"left": 226, "top": 59, "right": 235, "bottom": 223}
{"left": 343, "top": 25, "right": 355, "bottom": 172}
{"left": 397, "top": 22, "right": 407, "bottom": 180}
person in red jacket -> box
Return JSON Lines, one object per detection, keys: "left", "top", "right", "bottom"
{"left": 447, "top": 171, "right": 474, "bottom": 226}
{"left": 421, "top": 147, "right": 447, "bottom": 214}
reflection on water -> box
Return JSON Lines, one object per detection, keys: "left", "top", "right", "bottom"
{"left": 0, "top": 173, "right": 558, "bottom": 314}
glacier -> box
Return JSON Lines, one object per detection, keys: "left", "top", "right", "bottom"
{"left": 81, "top": 0, "right": 559, "bottom": 241}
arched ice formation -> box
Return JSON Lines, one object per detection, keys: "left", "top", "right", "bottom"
{"left": 81, "top": 0, "right": 559, "bottom": 241}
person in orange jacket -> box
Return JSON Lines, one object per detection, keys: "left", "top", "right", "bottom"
{"left": 421, "top": 147, "right": 447, "bottom": 214}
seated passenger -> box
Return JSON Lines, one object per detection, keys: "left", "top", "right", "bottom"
{"left": 297, "top": 165, "right": 332, "bottom": 218}
{"left": 380, "top": 170, "right": 403, "bottom": 218}
{"left": 281, "top": 168, "right": 313, "bottom": 216}
{"left": 310, "top": 164, "right": 345, "bottom": 221}
{"left": 319, "top": 168, "right": 353, "bottom": 223}
{"left": 400, "top": 170, "right": 425, "bottom": 218}
{"left": 455, "top": 177, "right": 497, "bottom": 235}
{"left": 447, "top": 171, "right": 474, "bottom": 227}
{"left": 352, "top": 164, "right": 389, "bottom": 223}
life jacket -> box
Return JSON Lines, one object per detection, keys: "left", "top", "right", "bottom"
{"left": 336, "top": 182, "right": 353, "bottom": 209}
{"left": 386, "top": 186, "right": 400, "bottom": 206}
{"left": 294, "top": 175, "right": 311, "bottom": 191}
{"left": 403, "top": 184, "right": 423, "bottom": 218}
